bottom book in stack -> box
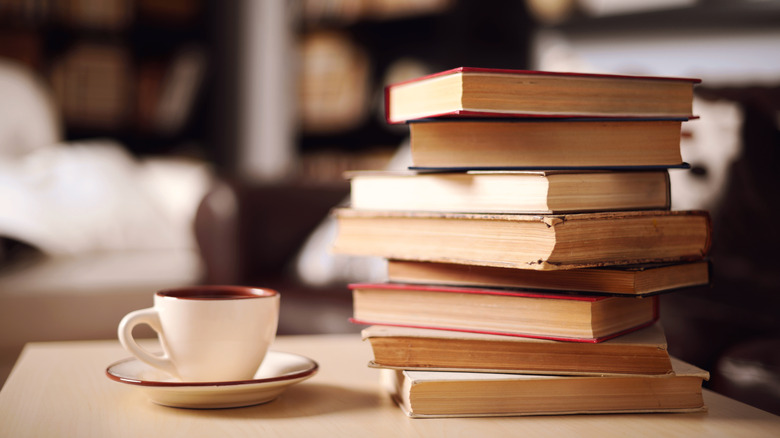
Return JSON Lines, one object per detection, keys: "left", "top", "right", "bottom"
{"left": 379, "top": 358, "right": 708, "bottom": 418}
{"left": 363, "top": 324, "right": 709, "bottom": 418}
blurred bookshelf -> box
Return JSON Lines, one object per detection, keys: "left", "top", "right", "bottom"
{"left": 4, "top": 1, "right": 775, "bottom": 186}
{"left": 0, "top": 0, "right": 210, "bottom": 158}
{"left": 0, "top": 0, "right": 534, "bottom": 181}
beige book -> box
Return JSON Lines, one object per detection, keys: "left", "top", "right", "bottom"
{"left": 386, "top": 260, "right": 710, "bottom": 295}
{"left": 386, "top": 67, "right": 698, "bottom": 123}
{"left": 382, "top": 357, "right": 709, "bottom": 418}
{"left": 363, "top": 323, "right": 672, "bottom": 375}
{"left": 350, "top": 283, "right": 657, "bottom": 342}
{"left": 332, "top": 209, "right": 712, "bottom": 270}
{"left": 407, "top": 119, "right": 685, "bottom": 168}
{"left": 348, "top": 170, "right": 671, "bottom": 214}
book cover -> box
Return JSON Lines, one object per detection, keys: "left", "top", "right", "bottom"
{"left": 347, "top": 169, "right": 671, "bottom": 214}
{"left": 386, "top": 260, "right": 710, "bottom": 295}
{"left": 385, "top": 67, "right": 700, "bottom": 123}
{"left": 382, "top": 356, "right": 709, "bottom": 418}
{"left": 349, "top": 283, "right": 659, "bottom": 343}
{"left": 406, "top": 118, "right": 687, "bottom": 169}
{"left": 362, "top": 322, "right": 673, "bottom": 375}
{"left": 332, "top": 209, "right": 712, "bottom": 271}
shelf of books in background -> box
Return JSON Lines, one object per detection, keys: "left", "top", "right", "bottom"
{"left": 0, "top": 0, "right": 207, "bottom": 155}
{"left": 331, "top": 67, "right": 713, "bottom": 418}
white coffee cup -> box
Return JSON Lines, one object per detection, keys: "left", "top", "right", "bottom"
{"left": 118, "top": 285, "right": 279, "bottom": 382}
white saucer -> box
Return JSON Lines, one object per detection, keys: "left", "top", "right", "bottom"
{"left": 106, "top": 351, "right": 318, "bottom": 409}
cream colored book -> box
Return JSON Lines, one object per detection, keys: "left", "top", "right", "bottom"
{"left": 363, "top": 323, "right": 673, "bottom": 375}
{"left": 348, "top": 170, "right": 671, "bottom": 214}
{"left": 406, "top": 119, "right": 686, "bottom": 169}
{"left": 386, "top": 260, "right": 710, "bottom": 295}
{"left": 385, "top": 67, "right": 699, "bottom": 123}
{"left": 382, "top": 357, "right": 709, "bottom": 418}
{"left": 350, "top": 283, "right": 658, "bottom": 342}
{"left": 332, "top": 209, "right": 712, "bottom": 270}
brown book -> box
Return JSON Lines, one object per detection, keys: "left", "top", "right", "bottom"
{"left": 363, "top": 323, "right": 673, "bottom": 375}
{"left": 350, "top": 283, "right": 658, "bottom": 342}
{"left": 387, "top": 260, "right": 710, "bottom": 295}
{"left": 407, "top": 119, "right": 686, "bottom": 169}
{"left": 348, "top": 170, "right": 671, "bottom": 214}
{"left": 332, "top": 209, "right": 711, "bottom": 270}
{"left": 385, "top": 67, "right": 699, "bottom": 124}
{"left": 382, "top": 357, "right": 708, "bottom": 418}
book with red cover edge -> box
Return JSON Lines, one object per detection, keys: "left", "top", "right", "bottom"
{"left": 384, "top": 67, "right": 701, "bottom": 124}
{"left": 348, "top": 283, "right": 659, "bottom": 344}
{"left": 390, "top": 67, "right": 703, "bottom": 88}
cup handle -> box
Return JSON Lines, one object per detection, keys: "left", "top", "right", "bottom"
{"left": 117, "top": 308, "right": 179, "bottom": 379}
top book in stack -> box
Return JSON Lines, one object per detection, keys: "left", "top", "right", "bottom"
{"left": 385, "top": 67, "right": 699, "bottom": 123}
{"left": 385, "top": 68, "right": 699, "bottom": 169}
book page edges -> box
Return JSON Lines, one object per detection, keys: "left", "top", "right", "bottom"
{"left": 381, "top": 366, "right": 708, "bottom": 418}
{"left": 368, "top": 361, "right": 672, "bottom": 377}
{"left": 332, "top": 207, "right": 710, "bottom": 222}
{"left": 350, "top": 318, "right": 656, "bottom": 343}
{"left": 387, "top": 67, "right": 700, "bottom": 89}
{"left": 388, "top": 110, "right": 697, "bottom": 124}
{"left": 361, "top": 322, "right": 668, "bottom": 348}
{"left": 397, "top": 358, "right": 708, "bottom": 382}
{"left": 401, "top": 405, "right": 708, "bottom": 419}
{"left": 349, "top": 282, "right": 611, "bottom": 301}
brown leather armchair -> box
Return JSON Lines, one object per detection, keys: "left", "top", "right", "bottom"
{"left": 195, "top": 179, "right": 356, "bottom": 335}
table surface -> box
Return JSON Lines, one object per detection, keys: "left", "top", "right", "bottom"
{"left": 1, "top": 334, "right": 778, "bottom": 438}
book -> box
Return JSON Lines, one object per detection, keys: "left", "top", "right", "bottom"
{"left": 332, "top": 209, "right": 711, "bottom": 270}
{"left": 382, "top": 357, "right": 708, "bottom": 418}
{"left": 347, "top": 170, "right": 671, "bottom": 214}
{"left": 349, "top": 283, "right": 658, "bottom": 342}
{"left": 384, "top": 67, "right": 700, "bottom": 124}
{"left": 362, "top": 323, "right": 673, "bottom": 375}
{"left": 407, "top": 119, "right": 686, "bottom": 169}
{"left": 386, "top": 260, "right": 710, "bottom": 295}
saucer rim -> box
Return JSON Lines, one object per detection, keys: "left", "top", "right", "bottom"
{"left": 105, "top": 350, "right": 318, "bottom": 387}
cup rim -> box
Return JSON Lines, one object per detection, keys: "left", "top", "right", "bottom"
{"left": 156, "top": 285, "right": 278, "bottom": 300}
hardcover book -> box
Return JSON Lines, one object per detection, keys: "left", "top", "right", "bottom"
{"left": 362, "top": 323, "right": 673, "bottom": 375}
{"left": 386, "top": 260, "right": 710, "bottom": 295}
{"left": 385, "top": 67, "right": 700, "bottom": 123}
{"left": 332, "top": 209, "right": 712, "bottom": 270}
{"left": 350, "top": 283, "right": 658, "bottom": 342}
{"left": 407, "top": 119, "right": 686, "bottom": 169}
{"left": 348, "top": 170, "right": 671, "bottom": 214}
{"left": 382, "top": 357, "right": 709, "bottom": 418}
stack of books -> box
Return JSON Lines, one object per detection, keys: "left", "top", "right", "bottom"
{"left": 332, "top": 67, "right": 712, "bottom": 418}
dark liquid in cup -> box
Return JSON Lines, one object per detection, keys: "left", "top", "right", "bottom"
{"left": 180, "top": 294, "right": 257, "bottom": 299}
{"left": 157, "top": 287, "right": 276, "bottom": 300}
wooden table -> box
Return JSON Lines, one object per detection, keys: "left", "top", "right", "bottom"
{"left": 1, "top": 334, "right": 778, "bottom": 437}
